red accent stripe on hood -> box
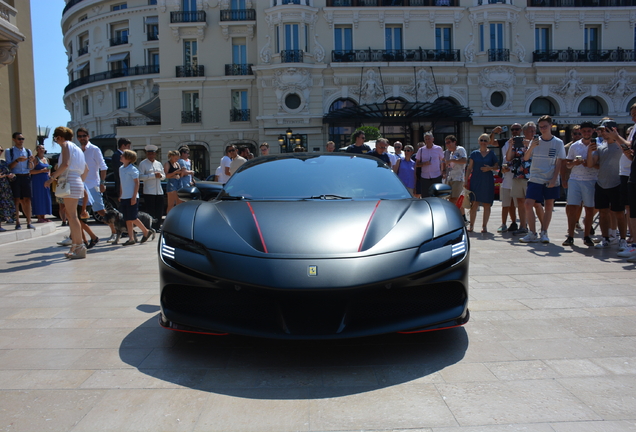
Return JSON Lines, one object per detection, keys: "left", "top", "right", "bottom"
{"left": 358, "top": 200, "right": 381, "bottom": 252}
{"left": 246, "top": 202, "right": 268, "bottom": 253}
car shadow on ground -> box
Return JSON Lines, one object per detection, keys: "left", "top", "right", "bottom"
{"left": 119, "top": 310, "right": 469, "bottom": 399}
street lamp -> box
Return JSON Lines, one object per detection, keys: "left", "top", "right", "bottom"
{"left": 36, "top": 125, "right": 50, "bottom": 147}
{"left": 278, "top": 128, "right": 299, "bottom": 153}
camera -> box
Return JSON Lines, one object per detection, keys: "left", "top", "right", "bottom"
{"left": 513, "top": 136, "right": 524, "bottom": 149}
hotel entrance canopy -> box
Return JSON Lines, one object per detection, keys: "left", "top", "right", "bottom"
{"left": 323, "top": 101, "right": 473, "bottom": 125}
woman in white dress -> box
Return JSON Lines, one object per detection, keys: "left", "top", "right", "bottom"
{"left": 45, "top": 127, "right": 89, "bottom": 259}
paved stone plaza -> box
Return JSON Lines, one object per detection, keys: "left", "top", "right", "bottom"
{"left": 0, "top": 203, "right": 635, "bottom": 432}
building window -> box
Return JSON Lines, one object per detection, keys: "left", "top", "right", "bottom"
{"left": 231, "top": 0, "right": 246, "bottom": 8}
{"left": 83, "top": 96, "right": 90, "bottom": 115}
{"left": 78, "top": 14, "right": 87, "bottom": 22}
{"left": 182, "top": 0, "right": 197, "bottom": 11}
{"left": 182, "top": 91, "right": 200, "bottom": 123}
{"left": 149, "top": 0, "right": 157, "bottom": 4}
{"left": 108, "top": 53, "right": 130, "bottom": 71}
{"left": 112, "top": 3, "right": 128, "bottom": 11}
{"left": 479, "top": 23, "right": 504, "bottom": 51}
{"left": 184, "top": 39, "right": 198, "bottom": 66}
{"left": 579, "top": 97, "right": 603, "bottom": 116}
{"left": 285, "top": 24, "right": 300, "bottom": 51}
{"left": 77, "top": 62, "right": 90, "bottom": 79}
{"left": 148, "top": 49, "right": 159, "bottom": 66}
{"left": 585, "top": 26, "right": 600, "bottom": 51}
{"left": 111, "top": 22, "right": 129, "bottom": 46}
{"left": 334, "top": 25, "right": 352, "bottom": 53}
{"left": 535, "top": 26, "right": 550, "bottom": 52}
{"left": 530, "top": 97, "right": 556, "bottom": 116}
{"left": 385, "top": 25, "right": 402, "bottom": 51}
{"left": 117, "top": 90, "right": 128, "bottom": 109}
{"left": 435, "top": 25, "right": 452, "bottom": 51}
{"left": 146, "top": 17, "right": 159, "bottom": 40}
{"left": 232, "top": 37, "right": 247, "bottom": 64}
{"left": 231, "top": 90, "right": 249, "bottom": 117}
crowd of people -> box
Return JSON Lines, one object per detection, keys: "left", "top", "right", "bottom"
{"left": 357, "top": 107, "right": 636, "bottom": 263}
{"left": 2, "top": 106, "right": 636, "bottom": 261}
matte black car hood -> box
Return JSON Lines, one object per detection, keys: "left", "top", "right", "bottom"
{"left": 192, "top": 199, "right": 433, "bottom": 257}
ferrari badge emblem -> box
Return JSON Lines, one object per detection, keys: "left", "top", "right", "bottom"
{"left": 308, "top": 265, "right": 317, "bottom": 276}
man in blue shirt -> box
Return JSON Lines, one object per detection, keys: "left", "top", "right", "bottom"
{"left": 5, "top": 132, "right": 35, "bottom": 230}
{"left": 345, "top": 130, "right": 371, "bottom": 154}
{"left": 368, "top": 138, "right": 391, "bottom": 165}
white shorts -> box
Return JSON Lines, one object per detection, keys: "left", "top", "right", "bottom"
{"left": 567, "top": 179, "right": 595, "bottom": 208}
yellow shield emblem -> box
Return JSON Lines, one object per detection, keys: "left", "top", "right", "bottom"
{"left": 308, "top": 265, "right": 317, "bottom": 276}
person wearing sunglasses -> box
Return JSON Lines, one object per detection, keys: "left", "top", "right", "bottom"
{"left": 0, "top": 145, "right": 16, "bottom": 232}
{"left": 5, "top": 132, "right": 35, "bottom": 230}
{"left": 465, "top": 133, "right": 499, "bottom": 233}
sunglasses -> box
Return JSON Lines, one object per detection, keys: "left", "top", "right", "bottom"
{"left": 77, "top": 134, "right": 88, "bottom": 138}
{"left": 511, "top": 128, "right": 521, "bottom": 132}
{"left": 0, "top": 149, "right": 3, "bottom": 153}
{"left": 16, "top": 137, "right": 25, "bottom": 140}
{"left": 479, "top": 139, "right": 489, "bottom": 142}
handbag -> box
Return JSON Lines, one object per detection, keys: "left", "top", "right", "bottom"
{"left": 461, "top": 188, "right": 473, "bottom": 209}
{"left": 55, "top": 173, "right": 72, "bottom": 198}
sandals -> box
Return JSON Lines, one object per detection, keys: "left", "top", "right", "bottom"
{"left": 65, "top": 244, "right": 87, "bottom": 259}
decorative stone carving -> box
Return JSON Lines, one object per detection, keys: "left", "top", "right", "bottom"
{"left": 464, "top": 33, "right": 475, "bottom": 63}
{"left": 323, "top": 11, "right": 334, "bottom": 29}
{"left": 134, "top": 85, "right": 146, "bottom": 101}
{"left": 158, "top": 0, "right": 167, "bottom": 12}
{"left": 272, "top": 68, "right": 312, "bottom": 113}
{"left": 0, "top": 42, "right": 18, "bottom": 66}
{"left": 401, "top": 69, "right": 437, "bottom": 102}
{"left": 96, "top": 90, "right": 105, "bottom": 106}
{"left": 478, "top": 66, "right": 516, "bottom": 110}
{"left": 513, "top": 33, "right": 526, "bottom": 63}
{"left": 171, "top": 27, "right": 180, "bottom": 42}
{"left": 351, "top": 70, "right": 384, "bottom": 104}
{"left": 260, "top": 35, "right": 271, "bottom": 64}
{"left": 313, "top": 34, "right": 325, "bottom": 63}
{"left": 551, "top": 69, "right": 587, "bottom": 112}
{"left": 602, "top": 69, "right": 634, "bottom": 110}
{"left": 220, "top": 0, "right": 230, "bottom": 9}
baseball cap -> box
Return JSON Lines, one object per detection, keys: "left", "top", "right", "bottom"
{"left": 579, "top": 121, "right": 596, "bottom": 129}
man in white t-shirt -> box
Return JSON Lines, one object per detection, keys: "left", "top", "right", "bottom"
{"left": 218, "top": 145, "right": 236, "bottom": 184}
{"left": 520, "top": 115, "right": 566, "bottom": 244}
{"left": 562, "top": 121, "right": 598, "bottom": 247}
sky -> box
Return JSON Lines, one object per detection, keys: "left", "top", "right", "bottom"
{"left": 31, "top": 0, "right": 71, "bottom": 152}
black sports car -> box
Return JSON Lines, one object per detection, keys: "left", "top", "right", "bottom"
{"left": 159, "top": 153, "right": 469, "bottom": 339}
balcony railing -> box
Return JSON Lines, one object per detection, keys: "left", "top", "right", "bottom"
{"left": 170, "top": 11, "right": 206, "bottom": 23}
{"left": 116, "top": 117, "right": 161, "bottom": 127}
{"left": 109, "top": 36, "right": 129, "bottom": 47}
{"left": 77, "top": 46, "right": 89, "bottom": 57}
{"left": 274, "top": 0, "right": 302, "bottom": 4}
{"left": 64, "top": 65, "right": 160, "bottom": 93}
{"left": 182, "top": 110, "right": 202, "bottom": 123}
{"left": 63, "top": 0, "right": 85, "bottom": 16}
{"left": 220, "top": 9, "right": 256, "bottom": 21}
{"left": 281, "top": 50, "right": 304, "bottom": 63}
{"left": 326, "top": 0, "right": 457, "bottom": 5}
{"left": 477, "top": 0, "right": 507, "bottom": 4}
{"left": 176, "top": 65, "right": 205, "bottom": 77}
{"left": 225, "top": 63, "right": 254, "bottom": 75}
{"left": 331, "top": 48, "right": 460, "bottom": 62}
{"left": 230, "top": 109, "right": 250, "bottom": 122}
{"left": 147, "top": 32, "right": 159, "bottom": 41}
{"left": 533, "top": 48, "right": 636, "bottom": 62}
{"left": 488, "top": 48, "right": 510, "bottom": 61}
{"left": 528, "top": 0, "right": 636, "bottom": 5}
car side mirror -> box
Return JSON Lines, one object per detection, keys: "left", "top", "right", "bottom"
{"left": 177, "top": 186, "right": 201, "bottom": 202}
{"left": 429, "top": 183, "right": 452, "bottom": 198}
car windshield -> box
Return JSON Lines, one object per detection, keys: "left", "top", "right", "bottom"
{"left": 220, "top": 154, "right": 411, "bottom": 201}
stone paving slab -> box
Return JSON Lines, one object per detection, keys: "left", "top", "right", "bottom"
{"left": 0, "top": 205, "right": 635, "bottom": 431}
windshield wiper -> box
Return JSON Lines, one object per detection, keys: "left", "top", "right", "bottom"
{"left": 305, "top": 194, "right": 352, "bottom": 200}
{"left": 218, "top": 195, "right": 247, "bottom": 200}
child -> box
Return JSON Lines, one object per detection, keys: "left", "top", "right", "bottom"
{"left": 119, "top": 149, "right": 154, "bottom": 246}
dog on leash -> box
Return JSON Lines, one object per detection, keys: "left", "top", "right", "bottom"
{"left": 103, "top": 209, "right": 156, "bottom": 245}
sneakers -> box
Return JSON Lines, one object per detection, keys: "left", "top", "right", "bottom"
{"left": 562, "top": 236, "right": 574, "bottom": 246}
{"left": 617, "top": 244, "right": 636, "bottom": 258}
{"left": 583, "top": 236, "right": 595, "bottom": 247}
{"left": 106, "top": 234, "right": 117, "bottom": 243}
{"left": 618, "top": 238, "right": 628, "bottom": 251}
{"left": 57, "top": 236, "right": 72, "bottom": 246}
{"left": 540, "top": 231, "right": 550, "bottom": 243}
{"left": 520, "top": 232, "right": 539, "bottom": 243}
{"left": 513, "top": 228, "right": 528, "bottom": 236}
{"left": 575, "top": 222, "right": 583, "bottom": 231}
{"left": 594, "top": 238, "right": 610, "bottom": 249}
{"left": 497, "top": 224, "right": 507, "bottom": 233}
{"left": 508, "top": 222, "right": 519, "bottom": 232}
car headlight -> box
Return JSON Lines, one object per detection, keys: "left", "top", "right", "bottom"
{"left": 419, "top": 229, "right": 468, "bottom": 260}
{"left": 161, "top": 232, "right": 208, "bottom": 259}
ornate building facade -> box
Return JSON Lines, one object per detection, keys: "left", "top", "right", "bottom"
{"left": 0, "top": 0, "right": 35, "bottom": 147}
{"left": 62, "top": 0, "right": 636, "bottom": 178}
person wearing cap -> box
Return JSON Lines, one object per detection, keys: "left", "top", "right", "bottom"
{"left": 138, "top": 145, "right": 165, "bottom": 232}
{"left": 562, "top": 121, "right": 598, "bottom": 247}
{"left": 587, "top": 118, "right": 628, "bottom": 251}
